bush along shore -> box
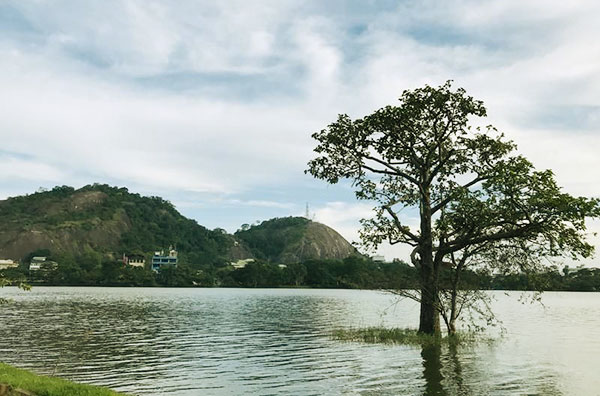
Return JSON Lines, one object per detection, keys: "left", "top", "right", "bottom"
{"left": 330, "top": 327, "right": 489, "bottom": 347}
{"left": 0, "top": 363, "right": 124, "bottom": 396}
{"left": 5, "top": 254, "right": 600, "bottom": 291}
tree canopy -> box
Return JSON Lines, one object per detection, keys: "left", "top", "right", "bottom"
{"left": 307, "top": 81, "right": 600, "bottom": 335}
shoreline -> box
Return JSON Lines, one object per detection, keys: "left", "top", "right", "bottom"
{"left": 3, "top": 284, "right": 600, "bottom": 292}
{"left": 0, "top": 363, "right": 124, "bottom": 396}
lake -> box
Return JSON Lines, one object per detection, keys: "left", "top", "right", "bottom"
{"left": 0, "top": 287, "right": 598, "bottom": 395}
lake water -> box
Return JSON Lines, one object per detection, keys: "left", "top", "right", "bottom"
{"left": 0, "top": 287, "right": 598, "bottom": 395}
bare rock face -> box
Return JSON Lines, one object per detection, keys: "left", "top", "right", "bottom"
{"left": 235, "top": 217, "right": 359, "bottom": 264}
{"left": 278, "top": 222, "right": 357, "bottom": 263}
{"left": 0, "top": 210, "right": 129, "bottom": 260}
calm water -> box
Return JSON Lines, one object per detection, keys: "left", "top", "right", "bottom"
{"left": 0, "top": 287, "right": 599, "bottom": 395}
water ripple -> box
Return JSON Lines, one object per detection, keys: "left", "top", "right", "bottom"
{"left": 0, "top": 288, "right": 598, "bottom": 395}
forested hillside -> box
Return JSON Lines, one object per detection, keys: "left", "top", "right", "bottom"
{"left": 0, "top": 184, "right": 238, "bottom": 265}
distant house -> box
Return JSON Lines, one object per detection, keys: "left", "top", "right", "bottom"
{"left": 0, "top": 259, "right": 18, "bottom": 270}
{"left": 122, "top": 254, "right": 146, "bottom": 268}
{"left": 372, "top": 255, "right": 386, "bottom": 263}
{"left": 29, "top": 256, "right": 46, "bottom": 271}
{"left": 29, "top": 257, "right": 58, "bottom": 272}
{"left": 231, "top": 258, "right": 254, "bottom": 269}
{"left": 151, "top": 247, "right": 178, "bottom": 271}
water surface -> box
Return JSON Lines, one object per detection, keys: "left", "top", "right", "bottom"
{"left": 0, "top": 287, "right": 598, "bottom": 395}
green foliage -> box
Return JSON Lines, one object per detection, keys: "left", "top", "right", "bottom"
{"left": 223, "top": 257, "right": 418, "bottom": 289}
{"left": 0, "top": 362, "right": 124, "bottom": 396}
{"left": 231, "top": 261, "right": 284, "bottom": 287}
{"left": 284, "top": 262, "right": 308, "bottom": 286}
{"left": 5, "top": 250, "right": 600, "bottom": 290}
{"left": 155, "top": 265, "right": 196, "bottom": 287}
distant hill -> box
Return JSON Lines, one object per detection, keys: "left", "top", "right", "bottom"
{"left": 0, "top": 186, "right": 357, "bottom": 267}
{"left": 0, "top": 184, "right": 245, "bottom": 266}
{"left": 234, "top": 217, "right": 359, "bottom": 263}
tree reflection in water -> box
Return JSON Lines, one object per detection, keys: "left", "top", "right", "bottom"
{"left": 420, "top": 341, "right": 563, "bottom": 396}
{"left": 421, "top": 342, "right": 471, "bottom": 396}
{"left": 421, "top": 344, "right": 448, "bottom": 396}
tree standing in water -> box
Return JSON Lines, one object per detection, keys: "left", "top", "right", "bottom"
{"left": 307, "top": 81, "right": 599, "bottom": 335}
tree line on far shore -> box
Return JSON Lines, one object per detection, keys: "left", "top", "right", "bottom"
{"left": 2, "top": 252, "right": 600, "bottom": 291}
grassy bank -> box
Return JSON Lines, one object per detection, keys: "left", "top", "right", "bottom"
{"left": 331, "top": 327, "right": 482, "bottom": 346}
{"left": 0, "top": 363, "right": 124, "bottom": 396}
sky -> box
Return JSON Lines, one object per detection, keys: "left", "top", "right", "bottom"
{"left": 1, "top": 0, "right": 600, "bottom": 264}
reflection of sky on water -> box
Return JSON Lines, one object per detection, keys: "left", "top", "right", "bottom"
{"left": 0, "top": 288, "right": 595, "bottom": 395}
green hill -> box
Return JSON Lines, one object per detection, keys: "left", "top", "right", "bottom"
{"left": 234, "top": 216, "right": 359, "bottom": 263}
{"left": 0, "top": 184, "right": 240, "bottom": 266}
{"left": 0, "top": 186, "right": 358, "bottom": 268}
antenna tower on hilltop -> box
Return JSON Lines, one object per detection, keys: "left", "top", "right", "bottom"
{"left": 305, "top": 202, "right": 315, "bottom": 220}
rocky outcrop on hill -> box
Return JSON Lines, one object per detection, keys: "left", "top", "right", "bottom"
{"left": 235, "top": 217, "right": 358, "bottom": 264}
{"left": 278, "top": 221, "right": 357, "bottom": 263}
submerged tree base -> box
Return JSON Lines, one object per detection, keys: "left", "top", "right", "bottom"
{"left": 0, "top": 363, "right": 124, "bottom": 396}
{"left": 331, "top": 327, "right": 487, "bottom": 346}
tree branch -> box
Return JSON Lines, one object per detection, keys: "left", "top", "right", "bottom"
{"left": 383, "top": 204, "right": 420, "bottom": 242}
{"left": 431, "top": 175, "right": 487, "bottom": 214}
{"left": 364, "top": 155, "right": 421, "bottom": 185}
{"left": 443, "top": 222, "right": 543, "bottom": 255}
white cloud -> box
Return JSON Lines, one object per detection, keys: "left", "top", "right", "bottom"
{"left": 2, "top": 0, "right": 600, "bottom": 265}
{"left": 312, "top": 201, "right": 372, "bottom": 247}
{"left": 226, "top": 199, "right": 296, "bottom": 209}
{"left": 0, "top": 157, "right": 66, "bottom": 182}
{"left": 0, "top": 46, "right": 318, "bottom": 195}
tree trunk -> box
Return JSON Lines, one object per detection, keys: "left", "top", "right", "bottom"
{"left": 418, "top": 188, "right": 440, "bottom": 335}
{"left": 447, "top": 291, "right": 458, "bottom": 336}
{"left": 419, "top": 264, "right": 440, "bottom": 335}
{"left": 448, "top": 317, "right": 457, "bottom": 336}
{"left": 447, "top": 262, "right": 462, "bottom": 336}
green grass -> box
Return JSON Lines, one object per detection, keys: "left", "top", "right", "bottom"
{"left": 330, "top": 327, "right": 481, "bottom": 346}
{"left": 0, "top": 363, "right": 126, "bottom": 396}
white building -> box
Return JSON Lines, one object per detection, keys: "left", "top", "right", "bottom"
{"left": 29, "top": 256, "right": 46, "bottom": 271}
{"left": 122, "top": 254, "right": 146, "bottom": 268}
{"left": 128, "top": 258, "right": 145, "bottom": 268}
{"left": 29, "top": 257, "right": 58, "bottom": 271}
{"left": 0, "top": 259, "right": 17, "bottom": 270}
